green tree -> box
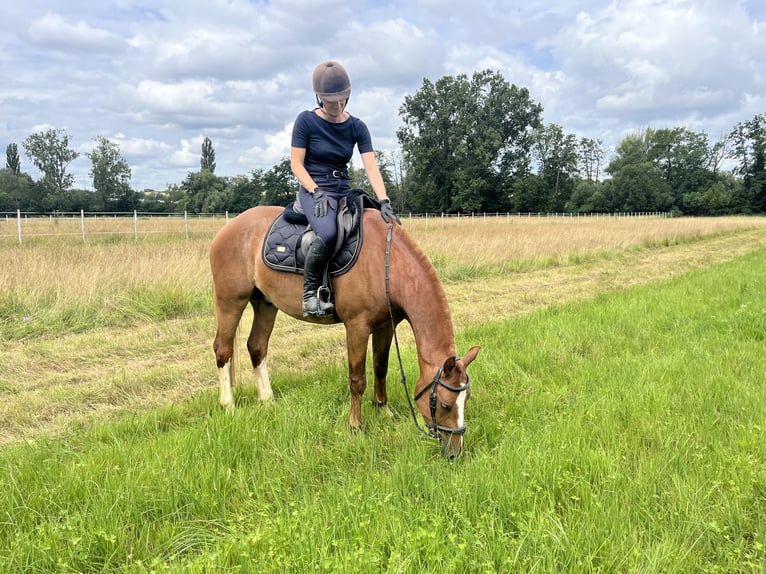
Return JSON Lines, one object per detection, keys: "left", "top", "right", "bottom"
{"left": 87, "top": 136, "right": 134, "bottom": 211}
{"left": 578, "top": 137, "right": 605, "bottom": 182}
{"left": 606, "top": 130, "right": 673, "bottom": 212}
{"left": 0, "top": 168, "right": 35, "bottom": 210}
{"left": 728, "top": 113, "right": 766, "bottom": 213}
{"left": 533, "top": 123, "right": 579, "bottom": 211}
{"left": 201, "top": 137, "right": 216, "bottom": 173}
{"left": 179, "top": 170, "right": 227, "bottom": 214}
{"left": 6, "top": 143, "right": 21, "bottom": 174}
{"left": 260, "top": 158, "right": 297, "bottom": 207}
{"left": 22, "top": 129, "right": 79, "bottom": 206}
{"left": 646, "top": 127, "right": 712, "bottom": 210}
{"left": 398, "top": 69, "right": 542, "bottom": 213}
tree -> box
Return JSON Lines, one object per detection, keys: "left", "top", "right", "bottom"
{"left": 578, "top": 138, "right": 605, "bottom": 182}
{"left": 22, "top": 129, "right": 79, "bottom": 205}
{"left": 260, "top": 158, "right": 298, "bottom": 207}
{"left": 728, "top": 114, "right": 766, "bottom": 213}
{"left": 532, "top": 123, "right": 579, "bottom": 211}
{"left": 87, "top": 136, "right": 134, "bottom": 211}
{"left": 398, "top": 69, "right": 542, "bottom": 213}
{"left": 0, "top": 168, "right": 35, "bottom": 210}
{"left": 179, "top": 170, "right": 227, "bottom": 213}
{"left": 6, "top": 143, "right": 21, "bottom": 174}
{"left": 645, "top": 127, "right": 712, "bottom": 210}
{"left": 201, "top": 137, "right": 216, "bottom": 173}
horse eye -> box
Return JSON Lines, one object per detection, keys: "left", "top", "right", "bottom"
{"left": 440, "top": 402, "right": 452, "bottom": 411}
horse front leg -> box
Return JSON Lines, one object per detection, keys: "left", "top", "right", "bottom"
{"left": 345, "top": 322, "right": 371, "bottom": 431}
{"left": 372, "top": 324, "right": 395, "bottom": 418}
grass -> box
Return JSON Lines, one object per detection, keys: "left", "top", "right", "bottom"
{"left": 1, "top": 248, "right": 765, "bottom": 572}
{"left": 1, "top": 215, "right": 766, "bottom": 571}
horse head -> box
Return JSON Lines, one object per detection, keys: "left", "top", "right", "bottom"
{"left": 414, "top": 346, "right": 481, "bottom": 459}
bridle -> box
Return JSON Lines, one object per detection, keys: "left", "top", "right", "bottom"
{"left": 413, "top": 362, "right": 470, "bottom": 438}
{"left": 385, "top": 224, "right": 470, "bottom": 440}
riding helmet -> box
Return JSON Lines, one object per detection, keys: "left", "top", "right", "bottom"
{"left": 312, "top": 61, "right": 351, "bottom": 102}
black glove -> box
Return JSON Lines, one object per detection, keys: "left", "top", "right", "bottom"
{"left": 313, "top": 187, "right": 330, "bottom": 218}
{"left": 380, "top": 199, "right": 401, "bottom": 224}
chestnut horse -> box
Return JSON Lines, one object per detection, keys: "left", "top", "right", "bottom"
{"left": 209, "top": 205, "right": 480, "bottom": 458}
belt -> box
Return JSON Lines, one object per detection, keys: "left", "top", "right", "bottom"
{"left": 325, "top": 169, "right": 349, "bottom": 179}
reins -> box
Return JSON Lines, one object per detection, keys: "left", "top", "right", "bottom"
{"left": 384, "top": 223, "right": 469, "bottom": 440}
{"left": 385, "top": 224, "right": 438, "bottom": 440}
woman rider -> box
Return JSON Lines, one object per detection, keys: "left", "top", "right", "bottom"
{"left": 290, "top": 61, "right": 399, "bottom": 317}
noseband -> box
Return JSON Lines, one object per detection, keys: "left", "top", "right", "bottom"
{"left": 414, "top": 362, "right": 471, "bottom": 438}
{"left": 385, "top": 223, "right": 470, "bottom": 441}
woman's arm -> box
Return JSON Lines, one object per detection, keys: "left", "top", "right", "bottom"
{"left": 360, "top": 151, "right": 389, "bottom": 202}
{"left": 290, "top": 146, "right": 318, "bottom": 193}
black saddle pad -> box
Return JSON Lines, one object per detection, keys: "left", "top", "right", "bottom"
{"left": 262, "top": 192, "right": 372, "bottom": 277}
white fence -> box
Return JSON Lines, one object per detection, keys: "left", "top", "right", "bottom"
{"left": 1, "top": 209, "right": 671, "bottom": 245}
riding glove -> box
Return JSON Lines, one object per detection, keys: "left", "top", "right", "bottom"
{"left": 312, "top": 187, "right": 330, "bottom": 218}
{"left": 380, "top": 199, "right": 401, "bottom": 224}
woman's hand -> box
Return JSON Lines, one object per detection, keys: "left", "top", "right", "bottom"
{"left": 313, "top": 187, "right": 330, "bottom": 218}
{"left": 380, "top": 199, "right": 401, "bottom": 224}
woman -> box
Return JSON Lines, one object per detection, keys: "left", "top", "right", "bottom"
{"left": 290, "top": 60, "right": 398, "bottom": 317}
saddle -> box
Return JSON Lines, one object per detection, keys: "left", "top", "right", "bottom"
{"left": 262, "top": 189, "right": 380, "bottom": 277}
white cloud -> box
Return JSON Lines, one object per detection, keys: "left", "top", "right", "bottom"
{"left": 2, "top": 0, "right": 764, "bottom": 191}
{"left": 27, "top": 11, "right": 124, "bottom": 51}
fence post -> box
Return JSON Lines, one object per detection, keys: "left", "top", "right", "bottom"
{"left": 133, "top": 210, "right": 138, "bottom": 241}
{"left": 80, "top": 210, "right": 86, "bottom": 243}
{"left": 17, "top": 209, "right": 22, "bottom": 245}
{"left": 184, "top": 211, "right": 189, "bottom": 239}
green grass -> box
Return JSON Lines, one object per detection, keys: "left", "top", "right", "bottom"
{"left": 2, "top": 251, "right": 766, "bottom": 572}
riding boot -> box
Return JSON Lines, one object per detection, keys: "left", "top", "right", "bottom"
{"left": 302, "top": 237, "right": 334, "bottom": 317}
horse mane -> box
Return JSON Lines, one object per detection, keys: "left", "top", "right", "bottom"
{"left": 393, "top": 224, "right": 454, "bottom": 328}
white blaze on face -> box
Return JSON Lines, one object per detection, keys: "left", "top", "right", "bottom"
{"left": 455, "top": 388, "right": 467, "bottom": 429}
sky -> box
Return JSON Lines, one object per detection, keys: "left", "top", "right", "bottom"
{"left": 1, "top": 0, "right": 765, "bottom": 191}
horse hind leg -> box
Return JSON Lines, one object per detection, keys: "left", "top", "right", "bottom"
{"left": 247, "top": 297, "right": 278, "bottom": 402}
{"left": 214, "top": 305, "right": 245, "bottom": 413}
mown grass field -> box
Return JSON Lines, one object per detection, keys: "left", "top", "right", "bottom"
{"left": 1, "top": 215, "right": 766, "bottom": 572}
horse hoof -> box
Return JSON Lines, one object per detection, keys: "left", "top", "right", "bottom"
{"left": 222, "top": 403, "right": 235, "bottom": 415}
{"left": 372, "top": 401, "right": 395, "bottom": 419}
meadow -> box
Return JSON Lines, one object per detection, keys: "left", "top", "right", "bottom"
{"left": 1, "top": 215, "right": 766, "bottom": 572}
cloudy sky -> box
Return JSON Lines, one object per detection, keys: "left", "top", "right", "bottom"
{"left": 2, "top": 0, "right": 764, "bottom": 191}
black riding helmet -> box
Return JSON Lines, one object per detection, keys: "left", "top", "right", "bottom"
{"left": 312, "top": 61, "right": 351, "bottom": 105}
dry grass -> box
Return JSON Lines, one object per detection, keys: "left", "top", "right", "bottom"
{"left": 1, "top": 215, "right": 766, "bottom": 444}
{"left": 406, "top": 214, "right": 766, "bottom": 271}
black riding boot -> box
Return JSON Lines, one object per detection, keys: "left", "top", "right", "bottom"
{"left": 302, "top": 237, "right": 334, "bottom": 317}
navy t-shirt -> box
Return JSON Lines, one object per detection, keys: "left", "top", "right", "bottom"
{"left": 291, "top": 110, "right": 374, "bottom": 176}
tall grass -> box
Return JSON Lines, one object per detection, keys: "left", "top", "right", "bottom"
{"left": 1, "top": 249, "right": 765, "bottom": 572}
{"left": 3, "top": 216, "right": 764, "bottom": 341}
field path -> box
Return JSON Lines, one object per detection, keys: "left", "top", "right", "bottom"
{"left": 2, "top": 228, "right": 766, "bottom": 445}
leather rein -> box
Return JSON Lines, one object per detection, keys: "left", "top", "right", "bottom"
{"left": 384, "top": 224, "right": 470, "bottom": 440}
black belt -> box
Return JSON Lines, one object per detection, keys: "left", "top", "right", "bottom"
{"left": 322, "top": 170, "right": 348, "bottom": 179}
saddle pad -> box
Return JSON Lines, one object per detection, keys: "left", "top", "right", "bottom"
{"left": 261, "top": 211, "right": 363, "bottom": 277}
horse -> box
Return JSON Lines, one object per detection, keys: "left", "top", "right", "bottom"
{"left": 209, "top": 205, "right": 481, "bottom": 458}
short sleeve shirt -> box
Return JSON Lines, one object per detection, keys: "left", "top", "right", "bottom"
{"left": 291, "top": 110, "right": 374, "bottom": 176}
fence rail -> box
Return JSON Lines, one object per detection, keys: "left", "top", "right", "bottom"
{"left": 1, "top": 209, "right": 671, "bottom": 245}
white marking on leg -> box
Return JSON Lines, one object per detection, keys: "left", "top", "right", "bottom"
{"left": 254, "top": 360, "right": 273, "bottom": 401}
{"left": 219, "top": 359, "right": 235, "bottom": 411}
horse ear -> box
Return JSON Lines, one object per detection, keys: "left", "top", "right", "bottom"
{"left": 462, "top": 346, "right": 481, "bottom": 367}
{"left": 442, "top": 355, "right": 457, "bottom": 377}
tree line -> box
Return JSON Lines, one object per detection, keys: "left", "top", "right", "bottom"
{"left": 2, "top": 70, "right": 765, "bottom": 216}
